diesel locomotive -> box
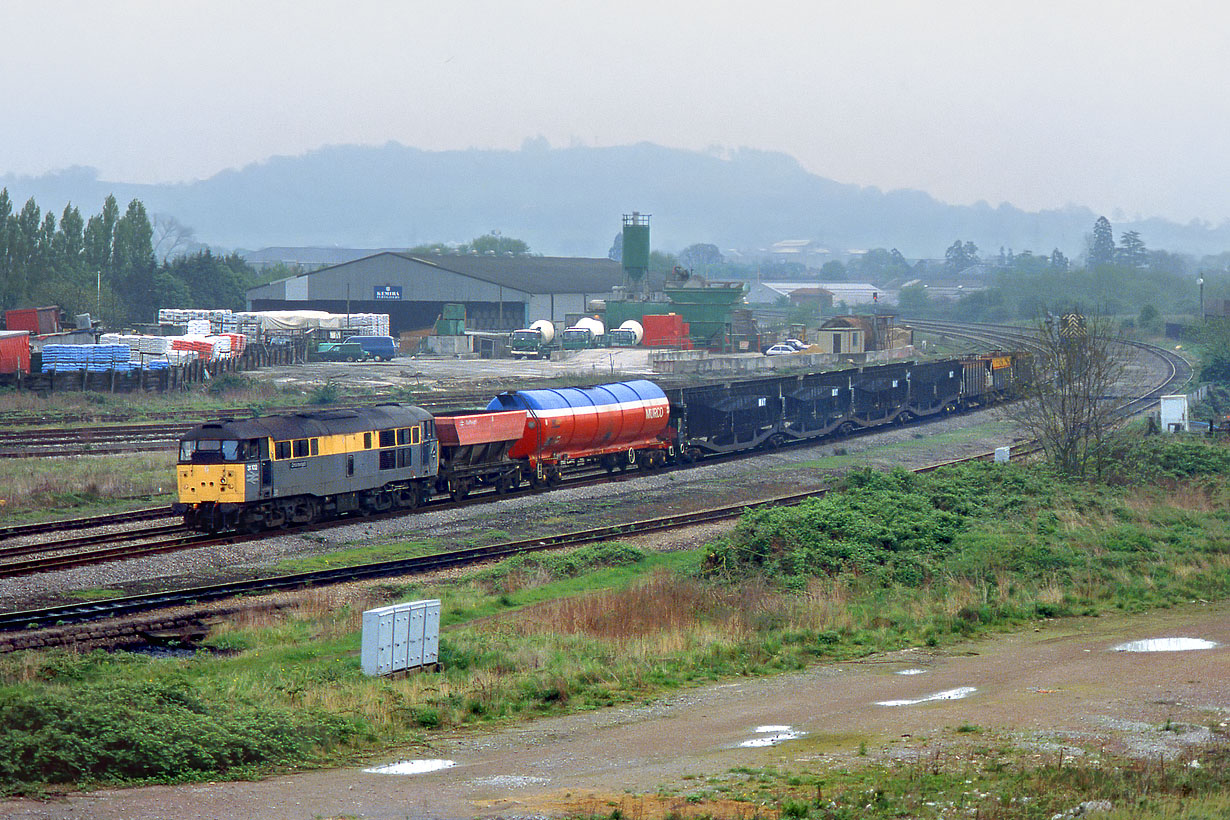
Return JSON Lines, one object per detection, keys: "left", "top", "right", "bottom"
{"left": 175, "top": 356, "right": 1025, "bottom": 532}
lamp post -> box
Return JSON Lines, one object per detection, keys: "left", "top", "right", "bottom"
{"left": 1198, "top": 276, "right": 1205, "bottom": 321}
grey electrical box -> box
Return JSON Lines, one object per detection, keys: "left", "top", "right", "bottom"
{"left": 361, "top": 599, "right": 441, "bottom": 676}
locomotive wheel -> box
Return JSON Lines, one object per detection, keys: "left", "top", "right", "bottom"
{"left": 395, "top": 487, "right": 419, "bottom": 509}
{"left": 372, "top": 491, "right": 393, "bottom": 512}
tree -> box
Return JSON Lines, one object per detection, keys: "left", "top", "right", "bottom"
{"left": 1089, "top": 216, "right": 1115, "bottom": 267}
{"left": 819, "top": 259, "right": 846, "bottom": 280}
{"left": 944, "top": 239, "right": 979, "bottom": 272}
{"left": 152, "top": 214, "right": 197, "bottom": 262}
{"left": 466, "top": 233, "right": 529, "bottom": 255}
{"left": 1008, "top": 313, "right": 1136, "bottom": 477}
{"left": 896, "top": 282, "right": 930, "bottom": 314}
{"left": 1117, "top": 230, "right": 1147, "bottom": 268}
{"left": 678, "top": 243, "right": 724, "bottom": 269}
{"left": 1050, "top": 248, "right": 1069, "bottom": 272}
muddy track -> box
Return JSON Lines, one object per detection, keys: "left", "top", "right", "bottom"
{"left": 2, "top": 603, "right": 1225, "bottom": 820}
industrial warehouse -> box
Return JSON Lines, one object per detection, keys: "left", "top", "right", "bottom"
{"left": 244, "top": 252, "right": 628, "bottom": 334}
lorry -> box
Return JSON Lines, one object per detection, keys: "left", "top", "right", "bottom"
{"left": 509, "top": 320, "right": 557, "bottom": 359}
{"left": 607, "top": 319, "right": 644, "bottom": 348}
{"left": 560, "top": 317, "right": 606, "bottom": 350}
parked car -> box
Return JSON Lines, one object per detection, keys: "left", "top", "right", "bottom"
{"left": 342, "top": 335, "right": 398, "bottom": 361}
{"left": 764, "top": 344, "right": 797, "bottom": 356}
{"left": 311, "top": 342, "right": 370, "bottom": 362}
{"left": 784, "top": 338, "right": 808, "bottom": 351}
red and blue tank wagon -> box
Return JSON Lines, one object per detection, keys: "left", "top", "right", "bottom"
{"left": 434, "top": 409, "right": 528, "bottom": 500}
{"left": 486, "top": 379, "right": 675, "bottom": 485}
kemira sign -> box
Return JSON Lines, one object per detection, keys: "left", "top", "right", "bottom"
{"left": 374, "top": 285, "right": 402, "bottom": 301}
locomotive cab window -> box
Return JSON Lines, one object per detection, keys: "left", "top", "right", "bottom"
{"left": 293, "top": 439, "right": 309, "bottom": 458}
{"left": 379, "top": 429, "right": 396, "bottom": 447}
{"left": 275, "top": 440, "right": 291, "bottom": 460}
{"left": 310, "top": 438, "right": 319, "bottom": 456}
{"left": 363, "top": 432, "right": 372, "bottom": 449}
{"left": 181, "top": 439, "right": 254, "bottom": 464}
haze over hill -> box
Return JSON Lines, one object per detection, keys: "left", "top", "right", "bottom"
{"left": 4, "top": 142, "right": 1230, "bottom": 260}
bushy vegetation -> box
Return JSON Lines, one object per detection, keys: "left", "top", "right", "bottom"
{"left": 707, "top": 440, "right": 1230, "bottom": 619}
{"left": 2, "top": 435, "right": 1229, "bottom": 796}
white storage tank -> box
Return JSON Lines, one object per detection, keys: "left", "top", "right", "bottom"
{"left": 617, "top": 319, "right": 644, "bottom": 345}
{"left": 529, "top": 319, "right": 555, "bottom": 344}
{"left": 572, "top": 317, "right": 605, "bottom": 338}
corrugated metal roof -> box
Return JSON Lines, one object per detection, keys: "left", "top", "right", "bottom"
{"left": 391, "top": 253, "right": 624, "bottom": 294}
{"left": 250, "top": 252, "right": 627, "bottom": 299}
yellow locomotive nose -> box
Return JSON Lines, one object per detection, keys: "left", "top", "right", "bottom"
{"left": 177, "top": 465, "right": 244, "bottom": 503}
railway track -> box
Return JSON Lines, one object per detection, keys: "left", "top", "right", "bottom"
{"left": 0, "top": 394, "right": 499, "bottom": 458}
{"left": 0, "top": 438, "right": 1035, "bottom": 634}
{"left": 0, "top": 327, "right": 1193, "bottom": 638}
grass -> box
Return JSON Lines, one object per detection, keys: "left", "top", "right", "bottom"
{"left": 570, "top": 736, "right": 1230, "bottom": 819}
{"left": 0, "top": 452, "right": 177, "bottom": 521}
{"left": 1, "top": 434, "right": 1229, "bottom": 799}
{"left": 270, "top": 538, "right": 442, "bottom": 574}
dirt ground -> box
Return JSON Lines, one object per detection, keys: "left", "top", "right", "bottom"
{"left": 3, "top": 602, "right": 1227, "bottom": 820}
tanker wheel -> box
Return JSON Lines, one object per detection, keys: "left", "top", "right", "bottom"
{"left": 602, "top": 455, "right": 618, "bottom": 473}
{"left": 545, "top": 467, "right": 563, "bottom": 487}
{"left": 496, "top": 473, "right": 517, "bottom": 495}
{"left": 450, "top": 481, "right": 470, "bottom": 502}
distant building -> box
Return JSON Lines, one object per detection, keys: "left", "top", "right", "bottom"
{"left": 245, "top": 252, "right": 627, "bottom": 333}
{"left": 746, "top": 281, "right": 883, "bottom": 306}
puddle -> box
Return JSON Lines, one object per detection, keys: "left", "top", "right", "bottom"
{"left": 896, "top": 668, "right": 927, "bottom": 676}
{"left": 1112, "top": 638, "right": 1218, "bottom": 653}
{"left": 739, "top": 725, "right": 806, "bottom": 747}
{"left": 364, "top": 759, "right": 456, "bottom": 775}
{"left": 877, "top": 686, "right": 977, "bottom": 707}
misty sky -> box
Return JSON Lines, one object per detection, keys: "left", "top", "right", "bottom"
{"left": 2, "top": 0, "right": 1228, "bottom": 224}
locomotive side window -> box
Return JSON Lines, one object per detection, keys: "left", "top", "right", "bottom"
{"left": 379, "top": 429, "right": 396, "bottom": 447}
{"left": 379, "top": 450, "right": 396, "bottom": 470}
{"left": 364, "top": 432, "right": 372, "bottom": 449}
{"left": 397, "top": 428, "right": 408, "bottom": 445}
{"left": 346, "top": 454, "right": 354, "bottom": 476}
{"left": 293, "top": 439, "right": 309, "bottom": 458}
{"left": 275, "top": 441, "right": 291, "bottom": 460}
{"left": 411, "top": 425, "right": 421, "bottom": 445}
{"left": 310, "top": 438, "right": 319, "bottom": 456}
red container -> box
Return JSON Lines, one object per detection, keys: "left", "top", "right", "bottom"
{"left": 641, "top": 314, "right": 690, "bottom": 347}
{"left": 0, "top": 330, "right": 31, "bottom": 374}
{"left": 435, "top": 410, "right": 527, "bottom": 446}
{"left": 5, "top": 306, "right": 59, "bottom": 335}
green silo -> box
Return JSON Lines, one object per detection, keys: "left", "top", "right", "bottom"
{"left": 621, "top": 212, "right": 651, "bottom": 284}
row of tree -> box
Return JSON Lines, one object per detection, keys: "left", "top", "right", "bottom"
{"left": 0, "top": 190, "right": 258, "bottom": 327}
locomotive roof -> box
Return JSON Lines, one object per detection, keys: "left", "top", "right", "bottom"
{"left": 181, "top": 404, "right": 433, "bottom": 442}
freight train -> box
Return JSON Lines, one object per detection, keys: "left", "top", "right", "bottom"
{"left": 174, "top": 353, "right": 1025, "bottom": 532}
